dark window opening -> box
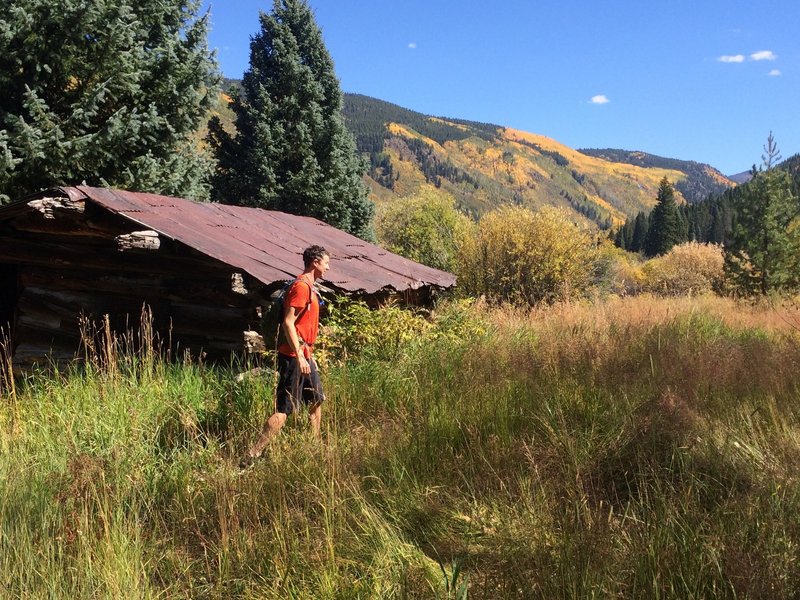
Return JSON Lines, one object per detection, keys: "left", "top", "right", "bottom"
{"left": 0, "top": 263, "right": 19, "bottom": 346}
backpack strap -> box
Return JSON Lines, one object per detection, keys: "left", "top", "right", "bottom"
{"left": 289, "top": 278, "right": 314, "bottom": 321}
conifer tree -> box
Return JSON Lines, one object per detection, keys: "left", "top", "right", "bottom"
{"left": 644, "top": 177, "right": 683, "bottom": 256}
{"left": 631, "top": 211, "right": 648, "bottom": 253}
{"left": 709, "top": 204, "right": 728, "bottom": 244}
{"left": 207, "top": 0, "right": 374, "bottom": 240}
{"left": 0, "top": 0, "right": 219, "bottom": 203}
{"left": 724, "top": 134, "right": 800, "bottom": 294}
{"left": 613, "top": 226, "right": 626, "bottom": 249}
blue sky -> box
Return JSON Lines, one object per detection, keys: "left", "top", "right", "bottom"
{"left": 201, "top": 0, "right": 799, "bottom": 176}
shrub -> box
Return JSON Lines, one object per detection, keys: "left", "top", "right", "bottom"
{"left": 595, "top": 241, "right": 646, "bottom": 296}
{"left": 428, "top": 298, "right": 491, "bottom": 344}
{"left": 376, "top": 188, "right": 473, "bottom": 272}
{"left": 642, "top": 241, "right": 724, "bottom": 296}
{"left": 318, "top": 298, "right": 430, "bottom": 363}
{"left": 457, "top": 206, "right": 599, "bottom": 304}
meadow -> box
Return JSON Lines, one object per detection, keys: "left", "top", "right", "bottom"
{"left": 2, "top": 295, "right": 800, "bottom": 599}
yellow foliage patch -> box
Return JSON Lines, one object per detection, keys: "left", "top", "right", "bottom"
{"left": 386, "top": 123, "right": 446, "bottom": 152}
{"left": 703, "top": 165, "right": 736, "bottom": 187}
{"left": 585, "top": 193, "right": 627, "bottom": 223}
{"left": 369, "top": 120, "right": 705, "bottom": 227}
{"left": 428, "top": 116, "right": 471, "bottom": 132}
{"left": 502, "top": 128, "right": 684, "bottom": 187}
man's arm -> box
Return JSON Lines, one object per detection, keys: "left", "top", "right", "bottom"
{"left": 283, "top": 304, "right": 311, "bottom": 374}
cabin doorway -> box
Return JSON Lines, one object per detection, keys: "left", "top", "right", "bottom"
{"left": 0, "top": 263, "right": 19, "bottom": 347}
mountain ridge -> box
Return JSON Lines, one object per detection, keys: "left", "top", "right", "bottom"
{"left": 576, "top": 148, "right": 734, "bottom": 205}
{"left": 343, "top": 93, "right": 735, "bottom": 228}
{"left": 213, "top": 84, "right": 737, "bottom": 228}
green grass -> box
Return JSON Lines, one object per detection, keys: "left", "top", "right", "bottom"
{"left": 2, "top": 296, "right": 800, "bottom": 598}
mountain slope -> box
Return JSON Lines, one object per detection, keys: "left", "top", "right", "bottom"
{"left": 209, "top": 87, "right": 736, "bottom": 229}
{"left": 728, "top": 171, "right": 754, "bottom": 185}
{"left": 343, "top": 94, "right": 735, "bottom": 228}
{"left": 577, "top": 148, "right": 734, "bottom": 203}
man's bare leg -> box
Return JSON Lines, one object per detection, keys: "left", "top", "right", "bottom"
{"left": 309, "top": 402, "right": 322, "bottom": 440}
{"left": 247, "top": 411, "right": 287, "bottom": 458}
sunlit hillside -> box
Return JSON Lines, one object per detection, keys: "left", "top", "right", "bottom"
{"left": 344, "top": 94, "right": 735, "bottom": 229}
{"left": 209, "top": 87, "right": 735, "bottom": 229}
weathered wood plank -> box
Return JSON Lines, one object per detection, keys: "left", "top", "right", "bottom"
{"left": 27, "top": 196, "right": 85, "bottom": 219}
{"left": 116, "top": 230, "right": 160, "bottom": 251}
{"left": 20, "top": 269, "right": 253, "bottom": 307}
{"left": 231, "top": 272, "right": 248, "bottom": 295}
{"left": 17, "top": 283, "right": 251, "bottom": 344}
{"left": 0, "top": 236, "right": 259, "bottom": 284}
{"left": 13, "top": 343, "right": 77, "bottom": 368}
{"left": 244, "top": 330, "right": 266, "bottom": 354}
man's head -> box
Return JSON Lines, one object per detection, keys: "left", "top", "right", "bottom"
{"left": 303, "top": 245, "right": 330, "bottom": 279}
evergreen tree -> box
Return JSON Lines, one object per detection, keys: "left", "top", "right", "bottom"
{"left": 621, "top": 219, "right": 634, "bottom": 249}
{"left": 644, "top": 177, "right": 682, "bottom": 257}
{"left": 631, "top": 211, "right": 648, "bottom": 253}
{"left": 709, "top": 203, "right": 728, "bottom": 244}
{"left": 0, "top": 0, "right": 218, "bottom": 203}
{"left": 724, "top": 134, "right": 800, "bottom": 294}
{"left": 613, "top": 226, "right": 626, "bottom": 249}
{"left": 207, "top": 0, "right": 374, "bottom": 240}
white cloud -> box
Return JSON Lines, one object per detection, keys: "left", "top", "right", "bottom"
{"left": 408, "top": 42, "right": 417, "bottom": 49}
{"left": 590, "top": 95, "right": 610, "bottom": 104}
{"left": 718, "top": 54, "right": 745, "bottom": 63}
{"left": 751, "top": 50, "right": 777, "bottom": 61}
{"left": 768, "top": 69, "right": 782, "bottom": 76}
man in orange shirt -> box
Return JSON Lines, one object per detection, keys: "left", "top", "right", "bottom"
{"left": 244, "top": 245, "right": 330, "bottom": 462}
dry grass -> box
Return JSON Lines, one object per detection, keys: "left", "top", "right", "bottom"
{"left": 491, "top": 293, "right": 800, "bottom": 334}
{"left": 2, "top": 295, "right": 800, "bottom": 598}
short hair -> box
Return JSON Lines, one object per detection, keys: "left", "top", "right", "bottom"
{"left": 302, "top": 245, "right": 329, "bottom": 268}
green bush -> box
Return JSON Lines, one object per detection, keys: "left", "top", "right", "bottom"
{"left": 318, "top": 298, "right": 430, "bottom": 363}
{"left": 594, "top": 241, "right": 646, "bottom": 296}
{"left": 457, "top": 206, "right": 600, "bottom": 304}
{"left": 376, "top": 188, "right": 473, "bottom": 272}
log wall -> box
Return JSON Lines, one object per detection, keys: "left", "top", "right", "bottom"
{"left": 1, "top": 196, "right": 267, "bottom": 370}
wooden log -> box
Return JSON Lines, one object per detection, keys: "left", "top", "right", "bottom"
{"left": 18, "top": 284, "right": 251, "bottom": 341}
{"left": 0, "top": 236, "right": 260, "bottom": 286}
{"left": 10, "top": 215, "right": 120, "bottom": 239}
{"left": 8, "top": 201, "right": 151, "bottom": 240}
{"left": 231, "top": 272, "right": 248, "bottom": 295}
{"left": 243, "top": 330, "right": 266, "bottom": 354}
{"left": 170, "top": 301, "right": 250, "bottom": 324}
{"left": 17, "top": 309, "right": 63, "bottom": 331}
{"left": 19, "top": 275, "right": 256, "bottom": 328}
{"left": 13, "top": 343, "right": 77, "bottom": 370}
{"left": 20, "top": 268, "right": 256, "bottom": 309}
{"left": 27, "top": 196, "right": 85, "bottom": 219}
{"left": 115, "top": 230, "right": 160, "bottom": 251}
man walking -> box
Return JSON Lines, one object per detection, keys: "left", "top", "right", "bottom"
{"left": 244, "top": 245, "right": 330, "bottom": 463}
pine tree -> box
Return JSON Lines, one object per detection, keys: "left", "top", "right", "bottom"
{"left": 207, "top": 0, "right": 374, "bottom": 240}
{"left": 0, "top": 0, "right": 219, "bottom": 203}
{"left": 631, "top": 211, "right": 648, "bottom": 253}
{"left": 644, "top": 177, "right": 682, "bottom": 257}
{"left": 724, "top": 134, "right": 800, "bottom": 294}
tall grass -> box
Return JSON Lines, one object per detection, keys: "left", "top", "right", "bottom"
{"left": 2, "top": 295, "right": 800, "bottom": 598}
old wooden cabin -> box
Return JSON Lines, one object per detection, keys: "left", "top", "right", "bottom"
{"left": 0, "top": 186, "right": 456, "bottom": 370}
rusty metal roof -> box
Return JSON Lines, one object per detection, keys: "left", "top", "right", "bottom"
{"left": 46, "top": 186, "right": 456, "bottom": 295}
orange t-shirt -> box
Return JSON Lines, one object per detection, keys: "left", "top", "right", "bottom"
{"left": 277, "top": 278, "right": 319, "bottom": 358}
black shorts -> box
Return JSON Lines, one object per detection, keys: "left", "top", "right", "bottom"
{"left": 275, "top": 353, "right": 325, "bottom": 415}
